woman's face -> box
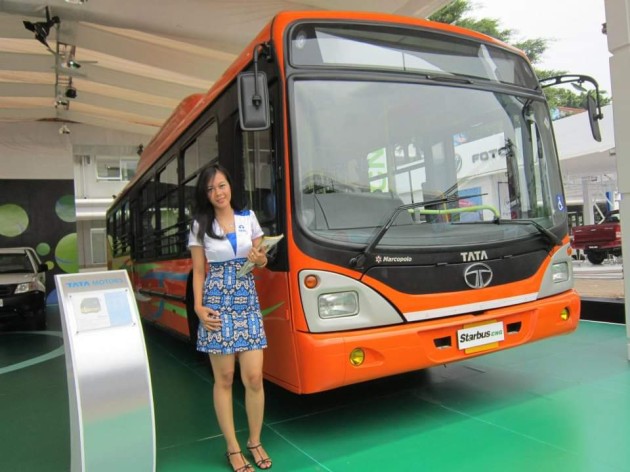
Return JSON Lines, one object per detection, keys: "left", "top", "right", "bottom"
{"left": 206, "top": 171, "right": 232, "bottom": 210}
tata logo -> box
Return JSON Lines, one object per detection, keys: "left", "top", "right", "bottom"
{"left": 464, "top": 263, "right": 493, "bottom": 289}
{"left": 460, "top": 250, "right": 488, "bottom": 262}
{"left": 67, "top": 281, "right": 89, "bottom": 288}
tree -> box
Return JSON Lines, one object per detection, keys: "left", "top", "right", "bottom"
{"left": 537, "top": 69, "right": 610, "bottom": 111}
{"left": 429, "top": 0, "right": 611, "bottom": 108}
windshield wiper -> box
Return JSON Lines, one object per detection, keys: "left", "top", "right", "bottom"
{"left": 494, "top": 218, "right": 562, "bottom": 248}
{"left": 349, "top": 194, "right": 480, "bottom": 269}
{"left": 425, "top": 74, "right": 474, "bottom": 85}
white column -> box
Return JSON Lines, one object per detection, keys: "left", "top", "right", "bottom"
{"left": 581, "top": 176, "right": 595, "bottom": 224}
{"left": 604, "top": 0, "right": 630, "bottom": 360}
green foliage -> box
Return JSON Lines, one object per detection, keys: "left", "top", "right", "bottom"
{"left": 429, "top": 1, "right": 514, "bottom": 44}
{"left": 544, "top": 88, "right": 611, "bottom": 111}
{"left": 456, "top": 18, "right": 512, "bottom": 42}
{"left": 536, "top": 69, "right": 611, "bottom": 109}
{"left": 512, "top": 38, "right": 547, "bottom": 64}
{"left": 429, "top": 0, "right": 611, "bottom": 104}
{"left": 428, "top": 0, "right": 471, "bottom": 24}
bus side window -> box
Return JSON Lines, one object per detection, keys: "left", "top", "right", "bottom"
{"left": 183, "top": 121, "right": 219, "bottom": 236}
{"left": 242, "top": 126, "right": 276, "bottom": 234}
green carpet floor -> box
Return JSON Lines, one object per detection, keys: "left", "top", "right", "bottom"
{"left": 1, "top": 306, "right": 629, "bottom": 471}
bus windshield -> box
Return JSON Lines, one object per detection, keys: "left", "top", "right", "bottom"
{"left": 291, "top": 79, "right": 567, "bottom": 249}
{"left": 290, "top": 23, "right": 539, "bottom": 89}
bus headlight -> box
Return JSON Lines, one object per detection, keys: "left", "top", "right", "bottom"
{"left": 318, "top": 291, "right": 359, "bottom": 318}
{"left": 551, "top": 262, "right": 569, "bottom": 283}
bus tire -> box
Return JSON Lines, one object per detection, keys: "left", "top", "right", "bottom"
{"left": 185, "top": 273, "right": 199, "bottom": 347}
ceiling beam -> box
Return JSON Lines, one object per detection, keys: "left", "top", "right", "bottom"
{"left": 0, "top": 83, "right": 53, "bottom": 96}
{"left": 60, "top": 22, "right": 233, "bottom": 82}
{"left": 0, "top": 107, "right": 57, "bottom": 120}
{"left": 64, "top": 91, "right": 173, "bottom": 121}
{"left": 0, "top": 52, "right": 56, "bottom": 72}
{"left": 58, "top": 109, "right": 159, "bottom": 136}
{"left": 72, "top": 63, "right": 206, "bottom": 100}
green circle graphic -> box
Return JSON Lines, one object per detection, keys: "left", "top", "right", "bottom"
{"left": 0, "top": 204, "right": 29, "bottom": 237}
{"left": 36, "top": 243, "right": 51, "bottom": 256}
{"left": 55, "top": 233, "right": 78, "bottom": 273}
{"left": 55, "top": 195, "right": 76, "bottom": 223}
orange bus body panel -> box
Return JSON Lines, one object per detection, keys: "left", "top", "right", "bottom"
{"left": 111, "top": 11, "right": 578, "bottom": 395}
{"left": 114, "top": 23, "right": 274, "bottom": 205}
{"left": 252, "top": 269, "right": 303, "bottom": 390}
{"left": 132, "top": 259, "right": 192, "bottom": 338}
{"left": 292, "top": 291, "right": 579, "bottom": 394}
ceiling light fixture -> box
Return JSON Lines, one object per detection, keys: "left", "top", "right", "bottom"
{"left": 60, "top": 44, "right": 82, "bottom": 69}
{"left": 22, "top": 6, "right": 59, "bottom": 50}
{"left": 65, "top": 85, "right": 77, "bottom": 99}
{"left": 55, "top": 97, "right": 70, "bottom": 109}
{"left": 65, "top": 0, "right": 88, "bottom": 4}
{"left": 58, "top": 43, "right": 83, "bottom": 70}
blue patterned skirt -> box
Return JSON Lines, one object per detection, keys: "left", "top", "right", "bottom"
{"left": 197, "top": 258, "right": 267, "bottom": 355}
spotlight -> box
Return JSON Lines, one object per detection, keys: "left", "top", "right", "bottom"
{"left": 60, "top": 44, "right": 82, "bottom": 69}
{"left": 65, "top": 86, "right": 77, "bottom": 99}
{"left": 137, "top": 144, "right": 144, "bottom": 156}
{"left": 23, "top": 6, "right": 59, "bottom": 49}
{"left": 67, "top": 59, "right": 81, "bottom": 69}
{"left": 55, "top": 97, "right": 69, "bottom": 109}
{"left": 59, "top": 124, "right": 71, "bottom": 135}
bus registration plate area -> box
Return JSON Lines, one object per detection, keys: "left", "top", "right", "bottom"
{"left": 457, "top": 320, "right": 505, "bottom": 354}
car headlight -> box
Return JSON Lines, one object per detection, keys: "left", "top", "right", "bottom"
{"left": 15, "top": 282, "right": 37, "bottom": 294}
{"left": 551, "top": 262, "right": 569, "bottom": 283}
{"left": 318, "top": 291, "right": 359, "bottom": 318}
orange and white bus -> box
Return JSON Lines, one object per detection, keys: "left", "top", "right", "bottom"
{"left": 107, "top": 11, "right": 602, "bottom": 394}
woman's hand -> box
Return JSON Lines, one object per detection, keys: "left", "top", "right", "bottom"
{"left": 195, "top": 305, "right": 221, "bottom": 331}
{"left": 248, "top": 243, "right": 267, "bottom": 267}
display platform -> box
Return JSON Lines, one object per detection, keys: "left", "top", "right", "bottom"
{"left": 1, "top": 303, "right": 629, "bottom": 471}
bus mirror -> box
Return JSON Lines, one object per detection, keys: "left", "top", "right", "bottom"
{"left": 587, "top": 93, "right": 601, "bottom": 142}
{"left": 237, "top": 71, "right": 271, "bottom": 131}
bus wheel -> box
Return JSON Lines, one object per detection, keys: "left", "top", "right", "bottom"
{"left": 185, "top": 273, "right": 199, "bottom": 347}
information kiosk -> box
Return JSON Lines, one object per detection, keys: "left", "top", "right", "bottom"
{"left": 55, "top": 270, "right": 155, "bottom": 472}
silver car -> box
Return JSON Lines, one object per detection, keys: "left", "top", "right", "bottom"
{"left": 0, "top": 247, "right": 48, "bottom": 330}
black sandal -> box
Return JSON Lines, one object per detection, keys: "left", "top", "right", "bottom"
{"left": 247, "top": 443, "right": 272, "bottom": 470}
{"left": 226, "top": 451, "right": 254, "bottom": 472}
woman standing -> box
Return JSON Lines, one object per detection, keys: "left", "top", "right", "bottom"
{"left": 189, "top": 164, "right": 272, "bottom": 471}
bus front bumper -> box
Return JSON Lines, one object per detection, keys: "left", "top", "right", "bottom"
{"left": 293, "top": 290, "right": 580, "bottom": 394}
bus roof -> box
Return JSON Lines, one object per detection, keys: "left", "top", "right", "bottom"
{"left": 113, "top": 10, "right": 524, "bottom": 209}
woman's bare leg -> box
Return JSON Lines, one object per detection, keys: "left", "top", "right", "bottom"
{"left": 239, "top": 350, "right": 271, "bottom": 468}
{"left": 210, "top": 353, "right": 250, "bottom": 469}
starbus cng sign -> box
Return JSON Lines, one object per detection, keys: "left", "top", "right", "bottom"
{"left": 457, "top": 320, "right": 505, "bottom": 351}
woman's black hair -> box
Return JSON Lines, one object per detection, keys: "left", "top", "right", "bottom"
{"left": 192, "top": 163, "right": 241, "bottom": 242}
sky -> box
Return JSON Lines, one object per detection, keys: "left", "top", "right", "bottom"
{"left": 470, "top": 0, "right": 612, "bottom": 93}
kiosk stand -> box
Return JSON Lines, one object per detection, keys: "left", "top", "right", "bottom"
{"left": 55, "top": 270, "right": 155, "bottom": 472}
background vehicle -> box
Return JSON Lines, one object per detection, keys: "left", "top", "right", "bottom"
{"left": 0, "top": 247, "right": 48, "bottom": 330}
{"left": 107, "top": 11, "right": 601, "bottom": 394}
{"left": 571, "top": 210, "right": 621, "bottom": 264}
